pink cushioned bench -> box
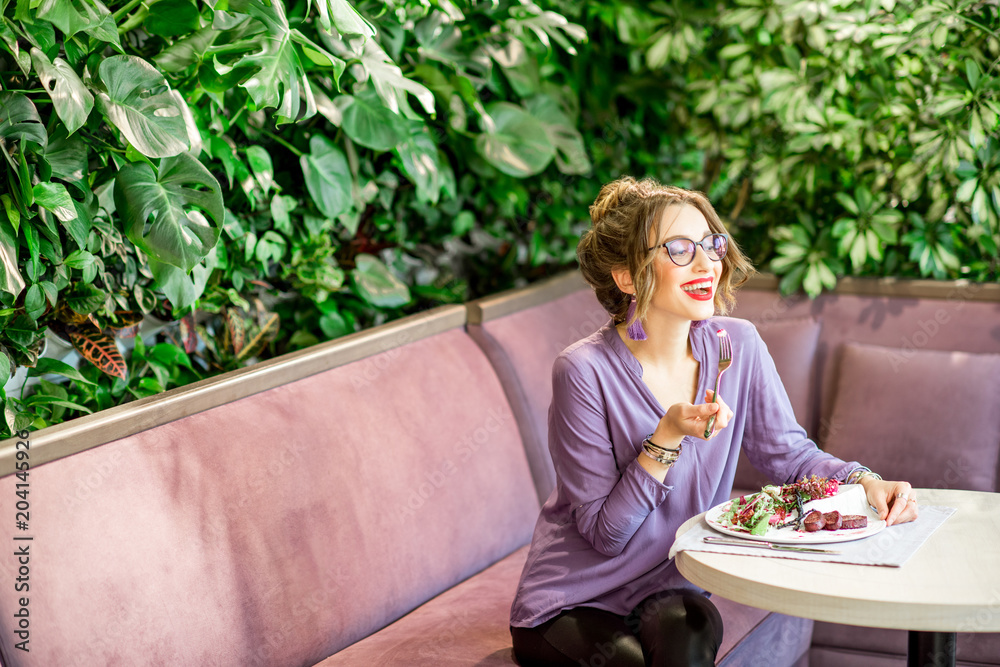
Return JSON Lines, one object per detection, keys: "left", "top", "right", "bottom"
{"left": 0, "top": 306, "right": 539, "bottom": 666}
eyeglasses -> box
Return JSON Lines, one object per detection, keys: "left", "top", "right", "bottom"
{"left": 648, "top": 233, "right": 729, "bottom": 267}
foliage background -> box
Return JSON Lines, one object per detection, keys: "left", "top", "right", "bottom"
{"left": 0, "top": 0, "right": 998, "bottom": 435}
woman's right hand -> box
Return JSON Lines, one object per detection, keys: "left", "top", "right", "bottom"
{"left": 653, "top": 392, "right": 733, "bottom": 446}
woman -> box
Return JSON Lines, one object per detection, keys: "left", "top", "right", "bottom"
{"left": 508, "top": 177, "right": 918, "bottom": 667}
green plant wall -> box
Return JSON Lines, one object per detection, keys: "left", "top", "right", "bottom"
{"left": 0, "top": 0, "right": 997, "bottom": 435}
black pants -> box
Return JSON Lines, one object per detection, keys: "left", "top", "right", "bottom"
{"left": 511, "top": 590, "right": 723, "bottom": 667}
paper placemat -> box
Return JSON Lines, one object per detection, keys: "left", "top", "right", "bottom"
{"left": 669, "top": 505, "right": 956, "bottom": 567}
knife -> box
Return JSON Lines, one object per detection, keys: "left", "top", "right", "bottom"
{"left": 703, "top": 535, "right": 841, "bottom": 554}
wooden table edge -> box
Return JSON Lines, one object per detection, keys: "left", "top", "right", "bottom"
{"left": 675, "top": 551, "right": 997, "bottom": 632}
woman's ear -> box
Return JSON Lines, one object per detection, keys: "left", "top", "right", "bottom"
{"left": 611, "top": 267, "right": 634, "bottom": 295}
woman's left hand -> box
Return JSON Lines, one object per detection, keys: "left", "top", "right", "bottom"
{"left": 859, "top": 478, "right": 919, "bottom": 526}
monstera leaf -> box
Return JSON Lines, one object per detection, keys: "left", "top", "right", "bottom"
{"left": 94, "top": 56, "right": 190, "bottom": 158}
{"left": 0, "top": 216, "right": 25, "bottom": 297}
{"left": 475, "top": 102, "right": 554, "bottom": 178}
{"left": 0, "top": 21, "right": 30, "bottom": 74}
{"left": 43, "top": 131, "right": 88, "bottom": 183}
{"left": 313, "top": 0, "right": 375, "bottom": 36}
{"left": 231, "top": 0, "right": 343, "bottom": 124}
{"left": 114, "top": 153, "right": 223, "bottom": 272}
{"left": 35, "top": 0, "right": 120, "bottom": 49}
{"left": 359, "top": 39, "right": 435, "bottom": 118}
{"left": 145, "top": 0, "right": 201, "bottom": 37}
{"left": 524, "top": 93, "right": 591, "bottom": 175}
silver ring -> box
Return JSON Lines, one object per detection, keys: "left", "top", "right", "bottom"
{"left": 896, "top": 492, "right": 908, "bottom": 500}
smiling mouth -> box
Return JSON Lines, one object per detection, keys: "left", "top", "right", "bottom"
{"left": 681, "top": 281, "right": 713, "bottom": 298}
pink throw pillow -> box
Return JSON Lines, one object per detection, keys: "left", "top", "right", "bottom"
{"left": 822, "top": 342, "right": 1000, "bottom": 492}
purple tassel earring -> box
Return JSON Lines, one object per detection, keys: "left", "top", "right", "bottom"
{"left": 625, "top": 295, "right": 647, "bottom": 341}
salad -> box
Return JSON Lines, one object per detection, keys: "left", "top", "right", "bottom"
{"left": 718, "top": 475, "right": 841, "bottom": 536}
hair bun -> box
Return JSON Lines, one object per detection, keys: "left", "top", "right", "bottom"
{"left": 589, "top": 176, "right": 638, "bottom": 223}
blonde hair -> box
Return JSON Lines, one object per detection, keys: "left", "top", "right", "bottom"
{"left": 577, "top": 176, "right": 755, "bottom": 327}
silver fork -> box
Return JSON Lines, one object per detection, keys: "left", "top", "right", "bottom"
{"left": 704, "top": 329, "right": 733, "bottom": 438}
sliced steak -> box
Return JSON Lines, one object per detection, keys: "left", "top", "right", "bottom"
{"left": 823, "top": 511, "right": 843, "bottom": 531}
{"left": 803, "top": 510, "right": 825, "bottom": 532}
{"left": 841, "top": 515, "right": 868, "bottom": 529}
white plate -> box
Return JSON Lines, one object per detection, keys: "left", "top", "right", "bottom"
{"left": 705, "top": 484, "right": 886, "bottom": 544}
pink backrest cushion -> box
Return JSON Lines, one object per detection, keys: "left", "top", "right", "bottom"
{"left": 0, "top": 328, "right": 539, "bottom": 666}
{"left": 731, "top": 285, "right": 1000, "bottom": 441}
{"left": 472, "top": 288, "right": 608, "bottom": 500}
{"left": 821, "top": 342, "right": 1000, "bottom": 491}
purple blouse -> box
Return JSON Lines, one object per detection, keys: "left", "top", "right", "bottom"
{"left": 509, "top": 316, "right": 860, "bottom": 628}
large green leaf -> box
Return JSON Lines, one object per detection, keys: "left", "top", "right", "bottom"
{"left": 339, "top": 88, "right": 412, "bottom": 151}
{"left": 0, "top": 215, "right": 25, "bottom": 297}
{"left": 313, "top": 0, "right": 375, "bottom": 36}
{"left": 230, "top": 0, "right": 337, "bottom": 125}
{"left": 246, "top": 145, "right": 273, "bottom": 194}
{"left": 43, "top": 131, "right": 88, "bottom": 183}
{"left": 146, "top": 0, "right": 201, "bottom": 37}
{"left": 0, "top": 19, "right": 30, "bottom": 74}
{"left": 114, "top": 153, "right": 223, "bottom": 272}
{"left": 94, "top": 55, "right": 190, "bottom": 158}
{"left": 0, "top": 92, "right": 47, "bottom": 156}
{"left": 352, "top": 254, "right": 410, "bottom": 308}
{"left": 33, "top": 182, "right": 76, "bottom": 222}
{"left": 299, "top": 135, "right": 351, "bottom": 219}
{"left": 475, "top": 102, "right": 554, "bottom": 177}
{"left": 154, "top": 28, "right": 219, "bottom": 73}
{"left": 360, "top": 39, "right": 435, "bottom": 118}
{"left": 524, "top": 93, "right": 591, "bottom": 175}
{"left": 30, "top": 49, "right": 94, "bottom": 135}
{"left": 149, "top": 250, "right": 217, "bottom": 311}
{"left": 395, "top": 127, "right": 441, "bottom": 205}
{"left": 35, "top": 0, "right": 120, "bottom": 50}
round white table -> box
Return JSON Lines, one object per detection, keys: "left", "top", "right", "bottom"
{"left": 674, "top": 488, "right": 1000, "bottom": 667}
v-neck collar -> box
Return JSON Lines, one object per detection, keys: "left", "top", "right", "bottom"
{"left": 600, "top": 320, "right": 710, "bottom": 378}
{"left": 601, "top": 319, "right": 713, "bottom": 415}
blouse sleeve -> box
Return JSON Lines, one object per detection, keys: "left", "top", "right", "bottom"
{"left": 740, "top": 323, "right": 859, "bottom": 484}
{"left": 548, "top": 353, "right": 671, "bottom": 557}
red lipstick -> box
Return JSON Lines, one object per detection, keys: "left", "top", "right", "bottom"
{"left": 680, "top": 278, "right": 714, "bottom": 301}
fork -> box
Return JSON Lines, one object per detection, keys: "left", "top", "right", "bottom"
{"left": 704, "top": 329, "right": 733, "bottom": 438}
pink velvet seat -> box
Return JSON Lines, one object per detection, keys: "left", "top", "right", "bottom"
{"left": 319, "top": 544, "right": 811, "bottom": 667}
